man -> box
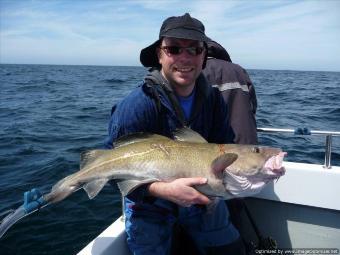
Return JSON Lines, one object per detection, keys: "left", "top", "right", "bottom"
{"left": 203, "top": 39, "right": 258, "bottom": 144}
{"left": 106, "top": 13, "right": 245, "bottom": 255}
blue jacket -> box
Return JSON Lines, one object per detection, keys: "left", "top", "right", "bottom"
{"left": 106, "top": 73, "right": 234, "bottom": 149}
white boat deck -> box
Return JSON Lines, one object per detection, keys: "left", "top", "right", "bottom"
{"left": 78, "top": 161, "right": 340, "bottom": 254}
{"left": 78, "top": 216, "right": 130, "bottom": 255}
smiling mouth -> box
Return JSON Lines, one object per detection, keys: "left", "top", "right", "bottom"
{"left": 175, "top": 67, "right": 193, "bottom": 73}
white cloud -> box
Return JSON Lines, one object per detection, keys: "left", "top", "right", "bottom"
{"left": 1, "top": 34, "right": 142, "bottom": 65}
{"left": 1, "top": 0, "right": 339, "bottom": 71}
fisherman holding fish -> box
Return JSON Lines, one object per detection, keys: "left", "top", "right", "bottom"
{"left": 106, "top": 13, "right": 246, "bottom": 254}
{"left": 0, "top": 13, "right": 287, "bottom": 246}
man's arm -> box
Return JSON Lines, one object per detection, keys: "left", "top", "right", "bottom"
{"left": 147, "top": 178, "right": 211, "bottom": 207}
{"left": 105, "top": 87, "right": 159, "bottom": 149}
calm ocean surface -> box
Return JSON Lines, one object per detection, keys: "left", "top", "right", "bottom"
{"left": 0, "top": 64, "right": 339, "bottom": 254}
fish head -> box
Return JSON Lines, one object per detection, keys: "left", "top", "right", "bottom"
{"left": 222, "top": 145, "right": 286, "bottom": 197}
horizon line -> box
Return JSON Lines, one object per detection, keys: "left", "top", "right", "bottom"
{"left": 1, "top": 62, "right": 339, "bottom": 73}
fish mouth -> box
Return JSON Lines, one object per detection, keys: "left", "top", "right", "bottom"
{"left": 263, "top": 152, "right": 287, "bottom": 176}
{"left": 223, "top": 152, "right": 287, "bottom": 197}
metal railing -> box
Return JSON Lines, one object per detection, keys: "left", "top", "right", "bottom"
{"left": 257, "top": 127, "right": 340, "bottom": 169}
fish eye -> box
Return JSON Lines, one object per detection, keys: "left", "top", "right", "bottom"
{"left": 252, "top": 147, "right": 260, "bottom": 153}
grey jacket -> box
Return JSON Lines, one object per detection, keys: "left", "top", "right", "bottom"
{"left": 203, "top": 58, "right": 258, "bottom": 144}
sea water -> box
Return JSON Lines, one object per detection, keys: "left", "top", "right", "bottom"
{"left": 0, "top": 64, "right": 339, "bottom": 254}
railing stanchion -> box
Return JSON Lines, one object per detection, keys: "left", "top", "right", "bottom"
{"left": 324, "top": 135, "right": 332, "bottom": 169}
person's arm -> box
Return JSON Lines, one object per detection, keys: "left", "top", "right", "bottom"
{"left": 105, "top": 88, "right": 159, "bottom": 149}
{"left": 105, "top": 87, "right": 159, "bottom": 201}
{"left": 147, "top": 178, "right": 211, "bottom": 207}
{"left": 242, "top": 68, "right": 257, "bottom": 115}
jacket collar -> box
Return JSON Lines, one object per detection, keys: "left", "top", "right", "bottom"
{"left": 143, "top": 69, "right": 211, "bottom": 125}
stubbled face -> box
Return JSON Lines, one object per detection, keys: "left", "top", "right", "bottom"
{"left": 157, "top": 37, "right": 206, "bottom": 97}
{"left": 223, "top": 146, "right": 287, "bottom": 197}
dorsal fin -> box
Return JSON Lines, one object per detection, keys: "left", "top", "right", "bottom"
{"left": 114, "top": 133, "right": 169, "bottom": 148}
{"left": 173, "top": 127, "right": 207, "bottom": 143}
{"left": 80, "top": 150, "right": 106, "bottom": 169}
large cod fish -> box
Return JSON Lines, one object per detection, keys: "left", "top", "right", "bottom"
{"left": 0, "top": 128, "right": 286, "bottom": 239}
{"left": 44, "top": 128, "right": 286, "bottom": 204}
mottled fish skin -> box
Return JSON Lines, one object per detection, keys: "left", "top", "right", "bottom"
{"left": 43, "top": 129, "right": 286, "bottom": 204}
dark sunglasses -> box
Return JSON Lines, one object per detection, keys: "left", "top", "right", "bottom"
{"left": 160, "top": 46, "right": 205, "bottom": 56}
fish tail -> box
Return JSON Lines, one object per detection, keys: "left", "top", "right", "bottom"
{"left": 44, "top": 173, "right": 79, "bottom": 204}
{"left": 44, "top": 186, "right": 78, "bottom": 204}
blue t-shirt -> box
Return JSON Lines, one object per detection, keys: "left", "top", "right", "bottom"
{"left": 176, "top": 88, "right": 196, "bottom": 121}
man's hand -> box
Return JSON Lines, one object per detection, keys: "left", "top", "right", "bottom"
{"left": 147, "top": 178, "right": 211, "bottom": 207}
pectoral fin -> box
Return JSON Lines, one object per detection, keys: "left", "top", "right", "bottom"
{"left": 211, "top": 153, "right": 238, "bottom": 178}
{"left": 117, "top": 179, "right": 159, "bottom": 196}
{"left": 83, "top": 179, "right": 108, "bottom": 199}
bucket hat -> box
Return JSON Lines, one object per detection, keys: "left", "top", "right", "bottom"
{"left": 140, "top": 13, "right": 209, "bottom": 68}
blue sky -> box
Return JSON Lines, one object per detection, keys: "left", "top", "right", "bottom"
{"left": 1, "top": 0, "right": 339, "bottom": 71}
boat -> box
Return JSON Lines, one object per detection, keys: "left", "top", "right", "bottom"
{"left": 78, "top": 128, "right": 340, "bottom": 255}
